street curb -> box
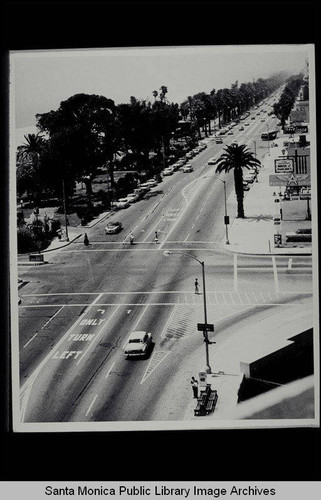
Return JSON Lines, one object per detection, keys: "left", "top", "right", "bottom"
{"left": 223, "top": 246, "right": 312, "bottom": 257}
{"left": 17, "top": 233, "right": 83, "bottom": 266}
{"left": 41, "top": 233, "right": 83, "bottom": 253}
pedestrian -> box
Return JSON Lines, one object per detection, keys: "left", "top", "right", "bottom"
{"left": 84, "top": 233, "right": 89, "bottom": 246}
{"left": 129, "top": 232, "right": 134, "bottom": 245}
{"left": 154, "top": 231, "right": 159, "bottom": 244}
{"left": 194, "top": 278, "right": 199, "bottom": 294}
{"left": 191, "top": 376, "right": 199, "bottom": 398}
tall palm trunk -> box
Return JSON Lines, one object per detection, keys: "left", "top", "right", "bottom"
{"left": 234, "top": 168, "right": 245, "bottom": 218}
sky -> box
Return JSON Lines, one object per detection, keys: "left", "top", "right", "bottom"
{"left": 11, "top": 44, "right": 311, "bottom": 143}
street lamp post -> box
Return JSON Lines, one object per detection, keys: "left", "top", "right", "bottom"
{"left": 214, "top": 176, "right": 229, "bottom": 244}
{"left": 253, "top": 140, "right": 258, "bottom": 181}
{"left": 62, "top": 178, "right": 69, "bottom": 242}
{"left": 266, "top": 125, "right": 270, "bottom": 156}
{"left": 164, "top": 250, "right": 213, "bottom": 373}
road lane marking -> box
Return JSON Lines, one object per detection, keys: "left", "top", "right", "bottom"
{"left": 23, "top": 306, "right": 64, "bottom": 348}
{"left": 76, "top": 304, "right": 121, "bottom": 365}
{"left": 105, "top": 361, "right": 116, "bottom": 379}
{"left": 85, "top": 394, "right": 98, "bottom": 417}
{"left": 140, "top": 350, "right": 170, "bottom": 384}
{"left": 20, "top": 292, "right": 104, "bottom": 422}
{"left": 160, "top": 304, "right": 177, "bottom": 339}
{"left": 234, "top": 253, "right": 238, "bottom": 292}
{"left": 272, "top": 256, "right": 279, "bottom": 293}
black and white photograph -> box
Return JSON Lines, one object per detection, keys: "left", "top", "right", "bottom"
{"left": 9, "top": 42, "right": 319, "bottom": 433}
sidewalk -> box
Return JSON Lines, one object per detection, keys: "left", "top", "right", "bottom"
{"left": 17, "top": 208, "right": 113, "bottom": 265}
{"left": 222, "top": 136, "right": 312, "bottom": 256}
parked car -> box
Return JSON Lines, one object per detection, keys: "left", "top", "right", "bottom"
{"left": 138, "top": 183, "right": 151, "bottom": 192}
{"left": 244, "top": 122, "right": 250, "bottom": 126}
{"left": 300, "top": 188, "right": 311, "bottom": 199}
{"left": 215, "top": 138, "right": 223, "bottom": 144}
{"left": 126, "top": 193, "right": 140, "bottom": 203}
{"left": 182, "top": 164, "right": 193, "bottom": 172}
{"left": 124, "top": 331, "right": 153, "bottom": 358}
{"left": 227, "top": 131, "right": 233, "bottom": 135}
{"left": 243, "top": 181, "right": 250, "bottom": 191}
{"left": 285, "top": 228, "right": 312, "bottom": 242}
{"left": 111, "top": 200, "right": 130, "bottom": 209}
{"left": 105, "top": 221, "right": 122, "bottom": 234}
{"left": 145, "top": 179, "right": 158, "bottom": 187}
{"left": 239, "top": 126, "right": 244, "bottom": 131}
{"left": 162, "top": 167, "right": 174, "bottom": 176}
{"left": 134, "top": 187, "right": 146, "bottom": 197}
{"left": 243, "top": 174, "right": 255, "bottom": 183}
{"left": 273, "top": 216, "right": 281, "bottom": 225}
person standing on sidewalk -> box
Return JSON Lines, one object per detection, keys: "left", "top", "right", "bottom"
{"left": 194, "top": 278, "right": 199, "bottom": 294}
{"left": 191, "top": 377, "right": 199, "bottom": 398}
{"left": 84, "top": 233, "right": 89, "bottom": 246}
{"left": 154, "top": 231, "right": 159, "bottom": 244}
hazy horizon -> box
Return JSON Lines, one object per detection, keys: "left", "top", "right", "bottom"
{"left": 11, "top": 44, "right": 310, "bottom": 135}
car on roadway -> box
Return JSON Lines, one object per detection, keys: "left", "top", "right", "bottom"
{"left": 215, "top": 138, "right": 223, "bottom": 144}
{"left": 124, "top": 331, "right": 153, "bottom": 358}
{"left": 243, "top": 181, "right": 250, "bottom": 191}
{"left": 207, "top": 157, "right": 216, "bottom": 165}
{"left": 244, "top": 122, "right": 250, "bottom": 126}
{"left": 261, "top": 118, "right": 265, "bottom": 122}
{"left": 111, "top": 199, "right": 130, "bottom": 209}
{"left": 182, "top": 164, "right": 193, "bottom": 172}
{"left": 239, "top": 126, "right": 244, "bottom": 131}
{"left": 227, "top": 131, "right": 233, "bottom": 135}
{"left": 285, "top": 228, "right": 312, "bottom": 242}
{"left": 105, "top": 221, "right": 122, "bottom": 234}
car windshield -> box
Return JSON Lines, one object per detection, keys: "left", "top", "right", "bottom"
{"left": 129, "top": 338, "right": 142, "bottom": 343}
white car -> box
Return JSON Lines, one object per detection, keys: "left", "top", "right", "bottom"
{"left": 138, "top": 183, "right": 151, "bottom": 192}
{"left": 126, "top": 193, "right": 139, "bottom": 203}
{"left": 162, "top": 168, "right": 174, "bottom": 176}
{"left": 207, "top": 158, "right": 216, "bottom": 165}
{"left": 145, "top": 179, "right": 158, "bottom": 187}
{"left": 112, "top": 199, "right": 130, "bottom": 209}
{"left": 124, "top": 331, "right": 153, "bottom": 358}
{"left": 182, "top": 164, "right": 193, "bottom": 172}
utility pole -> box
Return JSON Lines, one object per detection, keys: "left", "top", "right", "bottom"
{"left": 62, "top": 178, "right": 69, "bottom": 242}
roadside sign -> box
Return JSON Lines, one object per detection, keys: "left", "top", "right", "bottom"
{"left": 274, "top": 158, "right": 294, "bottom": 173}
{"left": 269, "top": 173, "right": 310, "bottom": 187}
{"left": 197, "top": 323, "right": 214, "bottom": 332}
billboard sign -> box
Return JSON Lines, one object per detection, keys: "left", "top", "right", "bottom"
{"left": 275, "top": 158, "right": 294, "bottom": 173}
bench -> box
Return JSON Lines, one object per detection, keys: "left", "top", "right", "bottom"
{"left": 194, "top": 385, "right": 218, "bottom": 416}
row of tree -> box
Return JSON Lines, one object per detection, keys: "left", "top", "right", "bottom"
{"left": 16, "top": 72, "right": 295, "bottom": 204}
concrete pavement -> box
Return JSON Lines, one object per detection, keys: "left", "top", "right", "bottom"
{"left": 222, "top": 135, "right": 312, "bottom": 256}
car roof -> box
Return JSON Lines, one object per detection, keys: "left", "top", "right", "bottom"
{"left": 128, "top": 330, "right": 147, "bottom": 340}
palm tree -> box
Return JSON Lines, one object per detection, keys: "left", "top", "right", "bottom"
{"left": 17, "top": 133, "right": 45, "bottom": 164}
{"left": 213, "top": 143, "right": 261, "bottom": 218}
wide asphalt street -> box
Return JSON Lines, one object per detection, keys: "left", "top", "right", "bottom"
{"left": 16, "top": 100, "right": 313, "bottom": 426}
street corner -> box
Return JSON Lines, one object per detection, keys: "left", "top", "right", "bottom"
{"left": 222, "top": 217, "right": 275, "bottom": 255}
